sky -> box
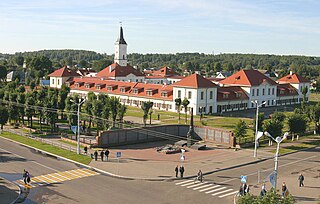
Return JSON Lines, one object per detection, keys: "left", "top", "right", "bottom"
{"left": 0, "top": 0, "right": 320, "bottom": 56}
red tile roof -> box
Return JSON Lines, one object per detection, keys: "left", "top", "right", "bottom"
{"left": 277, "top": 84, "right": 299, "bottom": 97}
{"left": 277, "top": 73, "right": 310, "bottom": 84}
{"left": 48, "top": 66, "right": 80, "bottom": 77}
{"left": 152, "top": 66, "right": 179, "bottom": 77}
{"left": 217, "top": 86, "right": 249, "bottom": 101}
{"left": 220, "top": 69, "right": 277, "bottom": 87}
{"left": 68, "top": 78, "right": 173, "bottom": 101}
{"left": 172, "top": 74, "right": 217, "bottom": 88}
{"left": 96, "top": 63, "right": 144, "bottom": 78}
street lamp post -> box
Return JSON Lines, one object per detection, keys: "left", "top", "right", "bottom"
{"left": 72, "top": 98, "right": 86, "bottom": 154}
{"left": 252, "top": 100, "right": 266, "bottom": 157}
{"left": 264, "top": 131, "right": 288, "bottom": 190}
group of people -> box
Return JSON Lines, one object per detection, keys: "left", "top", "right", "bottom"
{"left": 93, "top": 149, "right": 110, "bottom": 161}
{"left": 174, "top": 165, "right": 185, "bottom": 178}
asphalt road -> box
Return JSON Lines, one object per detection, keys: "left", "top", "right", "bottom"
{"left": 1, "top": 136, "right": 319, "bottom": 204}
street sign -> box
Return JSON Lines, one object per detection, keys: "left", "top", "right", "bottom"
{"left": 116, "top": 152, "right": 122, "bottom": 158}
{"left": 71, "top": 126, "right": 78, "bottom": 134}
{"left": 180, "top": 155, "right": 185, "bottom": 161}
{"left": 240, "top": 175, "right": 247, "bottom": 183}
{"left": 269, "top": 171, "right": 277, "bottom": 187}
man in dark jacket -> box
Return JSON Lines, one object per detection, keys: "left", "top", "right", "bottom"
{"left": 179, "top": 166, "right": 185, "bottom": 178}
{"left": 100, "top": 150, "right": 104, "bottom": 161}
{"left": 175, "top": 165, "right": 179, "bottom": 177}
{"left": 94, "top": 151, "right": 98, "bottom": 161}
{"left": 298, "top": 173, "right": 304, "bottom": 187}
{"left": 105, "top": 149, "right": 110, "bottom": 161}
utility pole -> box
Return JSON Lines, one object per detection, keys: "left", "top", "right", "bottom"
{"left": 72, "top": 98, "right": 86, "bottom": 154}
{"left": 187, "top": 107, "right": 194, "bottom": 147}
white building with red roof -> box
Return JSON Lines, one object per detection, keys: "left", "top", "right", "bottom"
{"left": 48, "top": 66, "right": 80, "bottom": 88}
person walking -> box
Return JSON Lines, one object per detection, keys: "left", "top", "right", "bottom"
{"left": 260, "top": 183, "right": 267, "bottom": 197}
{"left": 105, "top": 149, "right": 110, "bottom": 161}
{"left": 84, "top": 146, "right": 88, "bottom": 155}
{"left": 175, "top": 165, "right": 179, "bottom": 177}
{"left": 298, "top": 173, "right": 304, "bottom": 187}
{"left": 281, "top": 182, "right": 287, "bottom": 198}
{"left": 94, "top": 150, "right": 98, "bottom": 161}
{"left": 179, "top": 165, "right": 185, "bottom": 178}
{"left": 23, "top": 170, "right": 30, "bottom": 185}
{"left": 197, "top": 170, "right": 203, "bottom": 182}
{"left": 100, "top": 150, "right": 104, "bottom": 161}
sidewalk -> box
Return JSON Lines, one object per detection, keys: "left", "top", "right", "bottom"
{"left": 0, "top": 177, "right": 20, "bottom": 204}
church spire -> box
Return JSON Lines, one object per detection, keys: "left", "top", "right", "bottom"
{"left": 116, "top": 24, "right": 127, "bottom": 45}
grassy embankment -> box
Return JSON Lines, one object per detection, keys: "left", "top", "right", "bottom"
{"left": 0, "top": 132, "right": 91, "bottom": 165}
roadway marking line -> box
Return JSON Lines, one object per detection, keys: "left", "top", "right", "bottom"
{"left": 45, "top": 174, "right": 65, "bottom": 182}
{"left": 62, "top": 171, "right": 83, "bottom": 179}
{"left": 59, "top": 172, "right": 79, "bottom": 179}
{"left": 193, "top": 183, "right": 213, "bottom": 190}
{"left": 199, "top": 185, "right": 220, "bottom": 192}
{"left": 31, "top": 177, "right": 50, "bottom": 185}
{"left": 69, "top": 169, "right": 90, "bottom": 177}
{"left": 205, "top": 187, "right": 226, "bottom": 194}
{"left": 51, "top": 173, "right": 71, "bottom": 181}
{"left": 0, "top": 147, "right": 59, "bottom": 172}
{"left": 181, "top": 181, "right": 199, "bottom": 187}
{"left": 77, "top": 169, "right": 98, "bottom": 176}
{"left": 221, "top": 155, "right": 317, "bottom": 184}
{"left": 175, "top": 180, "right": 193, "bottom": 185}
{"left": 212, "top": 189, "right": 233, "bottom": 196}
{"left": 80, "top": 168, "right": 99, "bottom": 175}
{"left": 37, "top": 175, "right": 57, "bottom": 183}
{"left": 219, "top": 190, "right": 238, "bottom": 198}
{"left": 187, "top": 182, "right": 208, "bottom": 188}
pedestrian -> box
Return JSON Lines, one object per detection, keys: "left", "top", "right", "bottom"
{"left": 100, "top": 150, "right": 104, "bottom": 161}
{"left": 157, "top": 114, "right": 160, "bottom": 120}
{"left": 179, "top": 165, "right": 185, "bottom": 178}
{"left": 281, "top": 182, "right": 287, "bottom": 198}
{"left": 239, "top": 183, "right": 245, "bottom": 196}
{"left": 260, "top": 183, "right": 267, "bottom": 197}
{"left": 23, "top": 169, "right": 28, "bottom": 184}
{"left": 84, "top": 146, "right": 88, "bottom": 154}
{"left": 105, "top": 149, "right": 110, "bottom": 161}
{"left": 94, "top": 150, "right": 98, "bottom": 161}
{"left": 197, "top": 170, "right": 203, "bottom": 182}
{"left": 175, "top": 165, "right": 179, "bottom": 177}
{"left": 298, "top": 173, "right": 304, "bottom": 187}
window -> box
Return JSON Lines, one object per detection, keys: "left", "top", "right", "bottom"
{"left": 268, "top": 88, "right": 270, "bottom": 95}
{"left": 161, "top": 92, "right": 167, "bottom": 97}
{"left": 251, "top": 102, "right": 254, "bottom": 108}
{"left": 262, "top": 88, "right": 265, "bottom": 95}
{"left": 107, "top": 87, "right": 112, "bottom": 91}
{"left": 188, "top": 91, "right": 192, "bottom": 99}
{"left": 96, "top": 85, "right": 101, "bottom": 90}
{"left": 200, "top": 91, "right": 204, "bottom": 100}
{"left": 257, "top": 89, "right": 259, "bottom": 96}
{"left": 133, "top": 89, "right": 138, "bottom": 94}
{"left": 272, "top": 88, "right": 275, "bottom": 95}
{"left": 210, "top": 91, "right": 213, "bottom": 99}
{"left": 146, "top": 91, "right": 153, "bottom": 96}
{"left": 57, "top": 79, "right": 60, "bottom": 85}
{"left": 252, "top": 89, "right": 255, "bottom": 96}
{"left": 223, "top": 94, "right": 229, "bottom": 99}
{"left": 120, "top": 88, "right": 126, "bottom": 93}
{"left": 178, "top": 90, "right": 181, "bottom": 98}
{"left": 52, "top": 79, "right": 54, "bottom": 84}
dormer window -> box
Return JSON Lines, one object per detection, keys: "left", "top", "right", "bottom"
{"left": 75, "top": 82, "right": 84, "bottom": 88}
{"left": 235, "top": 92, "right": 242, "bottom": 98}
{"left": 146, "top": 90, "right": 153, "bottom": 96}
{"left": 161, "top": 92, "right": 168, "bottom": 97}
{"left": 119, "top": 86, "right": 130, "bottom": 93}
{"left": 120, "top": 87, "right": 126, "bottom": 93}
{"left": 223, "top": 94, "right": 229, "bottom": 99}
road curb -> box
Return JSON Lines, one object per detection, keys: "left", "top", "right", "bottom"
{"left": 1, "top": 135, "right": 317, "bottom": 182}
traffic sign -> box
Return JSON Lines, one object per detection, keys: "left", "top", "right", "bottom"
{"left": 269, "top": 171, "right": 277, "bottom": 187}
{"left": 240, "top": 175, "right": 247, "bottom": 183}
{"left": 180, "top": 155, "right": 185, "bottom": 161}
{"left": 116, "top": 152, "right": 122, "bottom": 158}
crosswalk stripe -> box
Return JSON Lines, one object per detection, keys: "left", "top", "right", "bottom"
{"left": 69, "top": 169, "right": 88, "bottom": 177}
{"left": 61, "top": 171, "right": 82, "bottom": 179}
{"left": 16, "top": 180, "right": 25, "bottom": 186}
{"left": 80, "top": 168, "right": 98, "bottom": 175}
{"left": 77, "top": 169, "right": 98, "bottom": 176}
{"left": 187, "top": 182, "right": 207, "bottom": 188}
{"left": 212, "top": 189, "right": 233, "bottom": 196}
{"left": 45, "top": 174, "right": 64, "bottom": 182}
{"left": 38, "top": 175, "right": 57, "bottom": 183}
{"left": 193, "top": 183, "right": 213, "bottom": 190}
{"left": 51, "top": 172, "right": 71, "bottom": 181}
{"left": 205, "top": 187, "right": 226, "bottom": 194}
{"left": 181, "top": 181, "right": 198, "bottom": 187}
{"left": 219, "top": 190, "right": 238, "bottom": 198}
{"left": 175, "top": 180, "right": 193, "bottom": 185}
{"left": 199, "top": 185, "right": 220, "bottom": 192}
{"left": 31, "top": 177, "right": 50, "bottom": 185}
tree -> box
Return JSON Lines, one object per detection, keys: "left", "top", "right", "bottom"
{"left": 15, "top": 56, "right": 24, "bottom": 67}
{"left": 58, "top": 85, "right": 70, "bottom": 119}
{"left": 8, "top": 92, "right": 19, "bottom": 123}
{"left": 117, "top": 103, "right": 127, "bottom": 127}
{"left": 65, "top": 95, "right": 79, "bottom": 126}
{"left": 83, "top": 92, "right": 97, "bottom": 132}
{"left": 25, "top": 94, "right": 35, "bottom": 128}
{"left": 36, "top": 89, "right": 46, "bottom": 131}
{"left": 0, "top": 106, "right": 9, "bottom": 131}
{"left": 263, "top": 119, "right": 283, "bottom": 138}
{"left": 98, "top": 94, "right": 110, "bottom": 129}
{"left": 175, "top": 98, "right": 182, "bottom": 123}
{"left": 141, "top": 101, "right": 153, "bottom": 126}
{"left": 271, "top": 112, "right": 286, "bottom": 123}
{"left": 237, "top": 189, "right": 295, "bottom": 204}
{"left": 181, "top": 98, "right": 190, "bottom": 124}
{"left": 92, "top": 58, "right": 113, "bottom": 72}
{"left": 234, "top": 120, "right": 247, "bottom": 145}
{"left": 109, "top": 96, "right": 120, "bottom": 128}
{"left": 17, "top": 92, "right": 26, "bottom": 124}
{"left": 288, "top": 114, "right": 307, "bottom": 137}
{"left": 45, "top": 88, "right": 58, "bottom": 132}
{"left": 307, "top": 104, "right": 320, "bottom": 133}
{"left": 253, "top": 112, "right": 265, "bottom": 132}
{"left": 0, "top": 65, "right": 7, "bottom": 83}
{"left": 92, "top": 98, "right": 103, "bottom": 130}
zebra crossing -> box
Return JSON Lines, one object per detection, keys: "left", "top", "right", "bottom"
{"left": 14, "top": 168, "right": 99, "bottom": 188}
{"left": 175, "top": 179, "right": 238, "bottom": 199}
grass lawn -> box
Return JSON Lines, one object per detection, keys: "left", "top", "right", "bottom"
{"left": 59, "top": 139, "right": 85, "bottom": 148}
{"left": 269, "top": 136, "right": 320, "bottom": 154}
{"left": 310, "top": 93, "right": 320, "bottom": 102}
{"left": 0, "top": 132, "right": 91, "bottom": 165}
